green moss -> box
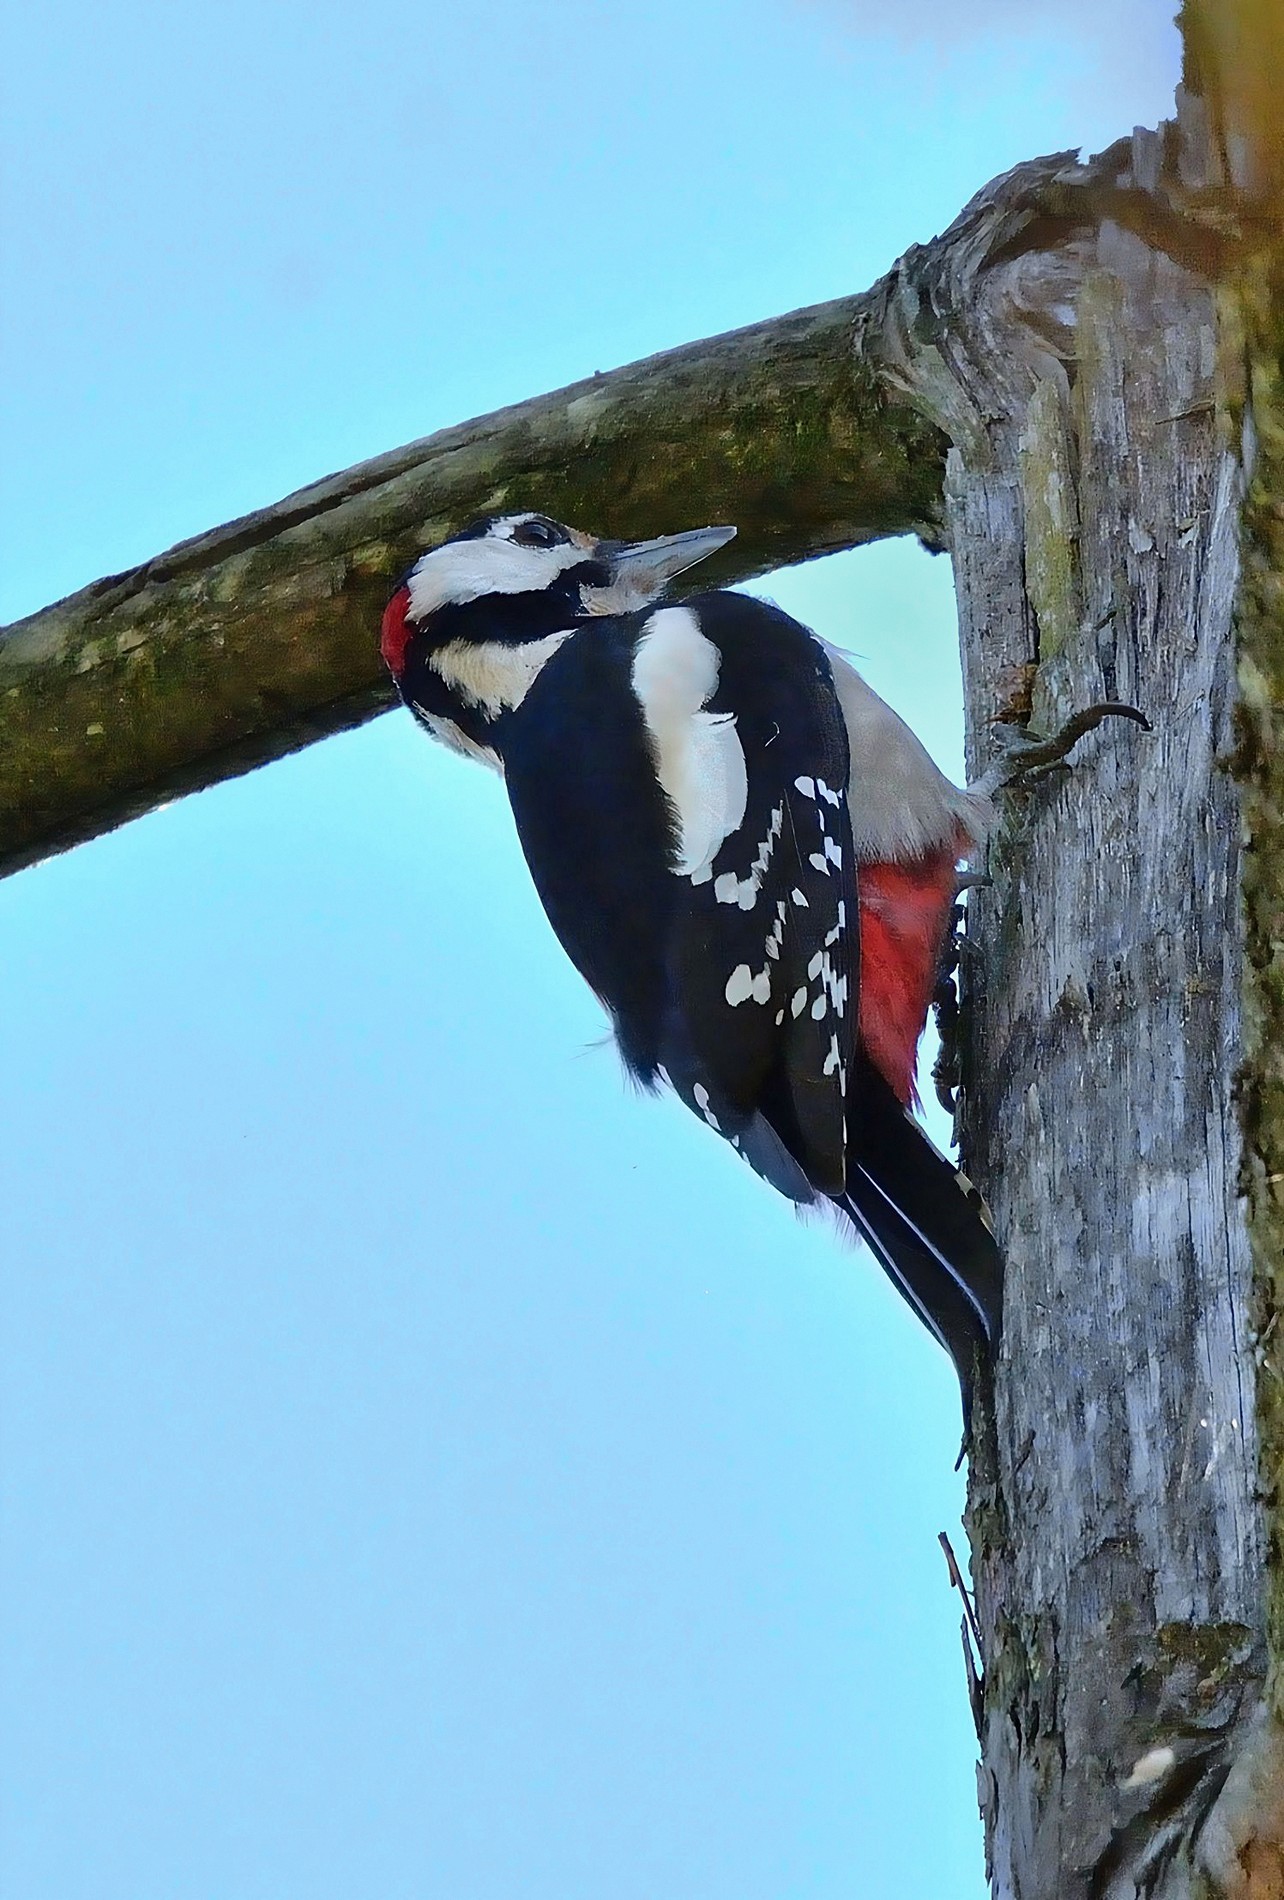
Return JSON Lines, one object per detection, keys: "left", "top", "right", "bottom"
{"left": 1228, "top": 238, "right": 1284, "bottom": 1716}
{"left": 1020, "top": 380, "right": 1082, "bottom": 662}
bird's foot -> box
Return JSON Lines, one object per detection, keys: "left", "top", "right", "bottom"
{"left": 932, "top": 965, "right": 961, "bottom": 1117}
{"left": 931, "top": 886, "right": 990, "bottom": 1116}
{"left": 975, "top": 701, "right": 1151, "bottom": 796}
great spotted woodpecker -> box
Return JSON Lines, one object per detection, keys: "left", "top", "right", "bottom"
{"left": 381, "top": 512, "right": 1002, "bottom": 1420}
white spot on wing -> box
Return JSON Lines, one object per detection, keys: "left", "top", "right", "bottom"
{"left": 725, "top": 965, "right": 755, "bottom": 1007}
{"left": 631, "top": 606, "right": 748, "bottom": 884}
{"left": 725, "top": 960, "right": 772, "bottom": 1008}
{"left": 712, "top": 804, "right": 783, "bottom": 909}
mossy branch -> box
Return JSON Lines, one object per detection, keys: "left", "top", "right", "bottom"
{"left": 0, "top": 297, "right": 946, "bottom": 879}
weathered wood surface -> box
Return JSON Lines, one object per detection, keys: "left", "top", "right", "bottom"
{"left": 0, "top": 298, "right": 945, "bottom": 880}
{"left": 877, "top": 123, "right": 1272, "bottom": 1896}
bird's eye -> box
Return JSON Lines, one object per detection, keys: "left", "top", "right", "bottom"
{"left": 510, "top": 517, "right": 565, "bottom": 549}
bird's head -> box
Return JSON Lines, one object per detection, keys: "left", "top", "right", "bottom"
{"left": 380, "top": 511, "right": 736, "bottom": 688}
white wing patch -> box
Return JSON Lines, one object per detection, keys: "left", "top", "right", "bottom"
{"left": 431, "top": 630, "right": 574, "bottom": 718}
{"left": 631, "top": 606, "right": 748, "bottom": 884}
{"left": 725, "top": 962, "right": 772, "bottom": 1008}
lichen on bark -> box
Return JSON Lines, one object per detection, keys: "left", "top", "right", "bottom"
{"left": 1219, "top": 102, "right": 1284, "bottom": 1772}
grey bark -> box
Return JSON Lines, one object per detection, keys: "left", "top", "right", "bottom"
{"left": 876, "top": 123, "right": 1272, "bottom": 1898}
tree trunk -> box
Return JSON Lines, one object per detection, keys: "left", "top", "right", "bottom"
{"left": 871, "top": 55, "right": 1284, "bottom": 1898}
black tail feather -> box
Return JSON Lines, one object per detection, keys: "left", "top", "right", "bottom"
{"left": 840, "top": 1056, "right": 1003, "bottom": 1429}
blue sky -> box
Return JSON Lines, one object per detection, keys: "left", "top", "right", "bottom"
{"left": 2, "top": 5, "right": 1179, "bottom": 1897}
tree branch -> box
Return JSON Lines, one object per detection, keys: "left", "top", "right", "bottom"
{"left": 1, "top": 127, "right": 1231, "bottom": 887}
{"left": 0, "top": 297, "right": 946, "bottom": 879}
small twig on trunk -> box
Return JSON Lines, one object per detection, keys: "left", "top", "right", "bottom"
{"left": 940, "top": 1532, "right": 985, "bottom": 1740}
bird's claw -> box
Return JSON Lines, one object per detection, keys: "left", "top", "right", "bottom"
{"left": 932, "top": 895, "right": 976, "bottom": 1117}
{"left": 979, "top": 701, "right": 1151, "bottom": 793}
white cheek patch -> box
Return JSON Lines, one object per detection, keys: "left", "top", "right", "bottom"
{"left": 406, "top": 536, "right": 586, "bottom": 618}
{"left": 630, "top": 606, "right": 748, "bottom": 884}
{"left": 431, "top": 630, "right": 574, "bottom": 718}
{"left": 411, "top": 706, "right": 503, "bottom": 773}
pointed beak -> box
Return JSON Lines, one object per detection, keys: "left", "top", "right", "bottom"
{"left": 605, "top": 524, "right": 737, "bottom": 594}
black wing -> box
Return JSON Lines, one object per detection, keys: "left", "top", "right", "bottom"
{"left": 497, "top": 595, "right": 1001, "bottom": 1423}
{"left": 654, "top": 592, "right": 858, "bottom": 1201}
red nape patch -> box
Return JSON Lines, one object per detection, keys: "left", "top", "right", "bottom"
{"left": 380, "top": 585, "right": 413, "bottom": 678}
{"left": 858, "top": 847, "right": 961, "bottom": 1107}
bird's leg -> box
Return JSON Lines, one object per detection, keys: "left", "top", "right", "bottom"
{"left": 974, "top": 701, "right": 1151, "bottom": 796}
{"left": 931, "top": 879, "right": 990, "bottom": 1116}
{"left": 931, "top": 942, "right": 962, "bottom": 1117}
